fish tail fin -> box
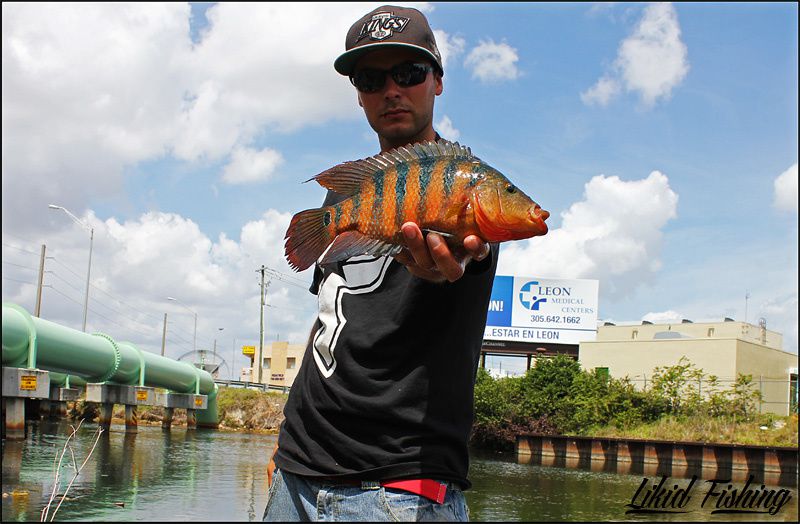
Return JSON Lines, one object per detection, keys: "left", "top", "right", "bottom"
{"left": 284, "top": 207, "right": 336, "bottom": 271}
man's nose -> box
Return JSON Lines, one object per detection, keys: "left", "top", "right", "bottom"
{"left": 382, "top": 75, "right": 403, "bottom": 98}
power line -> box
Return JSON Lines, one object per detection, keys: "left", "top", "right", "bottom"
{"left": 263, "top": 265, "right": 310, "bottom": 290}
{"left": 49, "top": 254, "right": 199, "bottom": 342}
{"left": 2, "top": 231, "right": 44, "bottom": 245}
{"left": 2, "top": 242, "right": 41, "bottom": 256}
{"left": 48, "top": 284, "right": 194, "bottom": 353}
{"left": 2, "top": 260, "right": 37, "bottom": 271}
{"left": 49, "top": 257, "right": 85, "bottom": 282}
{"left": 48, "top": 284, "right": 84, "bottom": 308}
{"left": 265, "top": 303, "right": 316, "bottom": 314}
{"left": 48, "top": 270, "right": 84, "bottom": 295}
{"left": 2, "top": 276, "right": 37, "bottom": 286}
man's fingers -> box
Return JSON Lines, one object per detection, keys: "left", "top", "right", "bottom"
{"left": 427, "top": 234, "right": 465, "bottom": 282}
{"left": 396, "top": 223, "right": 478, "bottom": 282}
{"left": 464, "top": 235, "right": 490, "bottom": 261}
{"left": 402, "top": 223, "right": 435, "bottom": 270}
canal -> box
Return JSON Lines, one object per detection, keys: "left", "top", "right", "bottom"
{"left": 3, "top": 421, "right": 797, "bottom": 521}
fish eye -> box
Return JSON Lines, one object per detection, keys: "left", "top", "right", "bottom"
{"left": 505, "top": 185, "right": 517, "bottom": 194}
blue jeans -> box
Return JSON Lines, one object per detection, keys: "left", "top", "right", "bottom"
{"left": 263, "top": 468, "right": 470, "bottom": 522}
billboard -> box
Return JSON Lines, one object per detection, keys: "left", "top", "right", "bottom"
{"left": 484, "top": 276, "right": 599, "bottom": 345}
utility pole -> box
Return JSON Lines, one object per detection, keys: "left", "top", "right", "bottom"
{"left": 744, "top": 291, "right": 750, "bottom": 324}
{"left": 256, "top": 265, "right": 270, "bottom": 384}
{"left": 35, "top": 244, "right": 46, "bottom": 317}
{"left": 161, "top": 313, "right": 168, "bottom": 356}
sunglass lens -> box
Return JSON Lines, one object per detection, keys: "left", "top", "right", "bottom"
{"left": 392, "top": 63, "right": 430, "bottom": 87}
{"left": 351, "top": 63, "right": 431, "bottom": 92}
{"left": 353, "top": 69, "right": 385, "bottom": 93}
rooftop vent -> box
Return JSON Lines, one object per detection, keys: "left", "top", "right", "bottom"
{"left": 724, "top": 317, "right": 735, "bottom": 322}
{"left": 681, "top": 319, "right": 693, "bottom": 323}
{"left": 654, "top": 331, "right": 690, "bottom": 340}
{"left": 604, "top": 321, "right": 616, "bottom": 326}
{"left": 642, "top": 320, "right": 653, "bottom": 325}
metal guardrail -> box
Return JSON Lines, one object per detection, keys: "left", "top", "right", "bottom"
{"left": 214, "top": 379, "right": 290, "bottom": 394}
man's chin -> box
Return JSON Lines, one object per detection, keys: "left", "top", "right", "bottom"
{"left": 378, "top": 124, "right": 420, "bottom": 142}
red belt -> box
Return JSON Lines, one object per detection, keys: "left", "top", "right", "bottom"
{"left": 381, "top": 479, "right": 448, "bottom": 504}
{"left": 316, "top": 477, "right": 448, "bottom": 504}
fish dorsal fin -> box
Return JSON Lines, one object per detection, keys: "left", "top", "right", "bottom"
{"left": 307, "top": 139, "right": 475, "bottom": 196}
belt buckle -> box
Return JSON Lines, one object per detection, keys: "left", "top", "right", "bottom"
{"left": 360, "top": 480, "right": 381, "bottom": 490}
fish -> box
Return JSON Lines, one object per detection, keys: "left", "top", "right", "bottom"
{"left": 284, "top": 139, "right": 549, "bottom": 272}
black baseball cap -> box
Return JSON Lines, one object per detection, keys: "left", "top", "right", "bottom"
{"left": 334, "top": 5, "right": 444, "bottom": 77}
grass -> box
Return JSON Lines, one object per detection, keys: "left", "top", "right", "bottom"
{"left": 69, "top": 386, "right": 798, "bottom": 448}
{"left": 577, "top": 413, "right": 798, "bottom": 447}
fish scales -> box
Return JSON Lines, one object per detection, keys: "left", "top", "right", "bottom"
{"left": 284, "top": 139, "right": 550, "bottom": 272}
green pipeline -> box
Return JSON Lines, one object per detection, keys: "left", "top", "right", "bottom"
{"left": 2, "top": 302, "right": 218, "bottom": 428}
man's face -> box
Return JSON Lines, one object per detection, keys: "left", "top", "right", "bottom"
{"left": 353, "top": 48, "right": 443, "bottom": 147}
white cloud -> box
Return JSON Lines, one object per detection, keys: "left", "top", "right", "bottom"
{"left": 222, "top": 146, "right": 284, "bottom": 185}
{"left": 2, "top": 207, "right": 317, "bottom": 364}
{"left": 773, "top": 163, "right": 798, "bottom": 214}
{"left": 497, "top": 170, "right": 679, "bottom": 300}
{"left": 464, "top": 39, "right": 520, "bottom": 83}
{"left": 1, "top": 3, "right": 371, "bottom": 230}
{"left": 760, "top": 294, "right": 798, "bottom": 354}
{"left": 581, "top": 75, "right": 621, "bottom": 107}
{"left": 433, "top": 29, "right": 465, "bottom": 69}
{"left": 642, "top": 310, "right": 685, "bottom": 324}
{"left": 435, "top": 115, "right": 460, "bottom": 141}
{"left": 582, "top": 2, "right": 689, "bottom": 107}
{"left": 587, "top": 3, "right": 619, "bottom": 20}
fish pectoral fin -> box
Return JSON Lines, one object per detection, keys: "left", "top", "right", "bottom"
{"left": 442, "top": 195, "right": 470, "bottom": 221}
{"left": 421, "top": 228, "right": 454, "bottom": 238}
{"left": 319, "top": 231, "right": 402, "bottom": 265}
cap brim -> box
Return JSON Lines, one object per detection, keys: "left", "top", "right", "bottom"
{"left": 334, "top": 42, "right": 443, "bottom": 76}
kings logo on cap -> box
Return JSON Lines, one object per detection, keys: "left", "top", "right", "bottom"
{"left": 357, "top": 12, "right": 410, "bottom": 42}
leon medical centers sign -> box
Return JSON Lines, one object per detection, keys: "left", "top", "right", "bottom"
{"left": 485, "top": 276, "right": 599, "bottom": 345}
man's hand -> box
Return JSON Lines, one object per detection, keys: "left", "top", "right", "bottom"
{"left": 394, "top": 222, "right": 490, "bottom": 283}
{"left": 267, "top": 442, "right": 279, "bottom": 487}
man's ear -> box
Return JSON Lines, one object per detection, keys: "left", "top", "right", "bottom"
{"left": 357, "top": 92, "right": 363, "bottom": 108}
{"left": 435, "top": 73, "right": 443, "bottom": 96}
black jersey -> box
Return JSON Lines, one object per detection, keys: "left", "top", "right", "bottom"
{"left": 274, "top": 189, "right": 499, "bottom": 489}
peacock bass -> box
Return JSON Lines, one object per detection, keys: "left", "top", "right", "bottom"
{"left": 284, "top": 140, "right": 549, "bottom": 272}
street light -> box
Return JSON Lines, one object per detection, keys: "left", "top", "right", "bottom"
{"left": 49, "top": 204, "right": 94, "bottom": 332}
{"left": 166, "top": 296, "right": 197, "bottom": 352}
{"left": 213, "top": 327, "right": 224, "bottom": 364}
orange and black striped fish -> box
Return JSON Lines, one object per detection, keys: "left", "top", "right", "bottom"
{"left": 284, "top": 140, "right": 549, "bottom": 272}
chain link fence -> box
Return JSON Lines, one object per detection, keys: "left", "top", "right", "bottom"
{"left": 620, "top": 375, "right": 798, "bottom": 416}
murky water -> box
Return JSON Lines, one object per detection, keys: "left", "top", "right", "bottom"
{"left": 3, "top": 420, "right": 797, "bottom": 521}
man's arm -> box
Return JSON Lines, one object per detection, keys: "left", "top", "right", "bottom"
{"left": 267, "top": 441, "right": 279, "bottom": 487}
{"left": 394, "top": 222, "right": 490, "bottom": 283}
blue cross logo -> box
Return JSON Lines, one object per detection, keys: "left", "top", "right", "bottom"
{"left": 519, "top": 281, "right": 547, "bottom": 311}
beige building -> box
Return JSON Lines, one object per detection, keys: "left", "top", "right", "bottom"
{"left": 240, "top": 341, "right": 305, "bottom": 389}
{"left": 579, "top": 318, "right": 798, "bottom": 416}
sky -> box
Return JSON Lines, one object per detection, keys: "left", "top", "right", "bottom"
{"left": 2, "top": 2, "right": 797, "bottom": 378}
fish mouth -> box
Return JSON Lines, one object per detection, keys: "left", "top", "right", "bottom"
{"left": 529, "top": 205, "right": 550, "bottom": 233}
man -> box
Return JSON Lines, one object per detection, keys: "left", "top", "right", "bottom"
{"left": 264, "top": 5, "right": 498, "bottom": 521}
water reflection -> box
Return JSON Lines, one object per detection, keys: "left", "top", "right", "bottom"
{"left": 467, "top": 448, "right": 798, "bottom": 522}
{"left": 2, "top": 421, "right": 276, "bottom": 521}
{"left": 3, "top": 423, "right": 796, "bottom": 522}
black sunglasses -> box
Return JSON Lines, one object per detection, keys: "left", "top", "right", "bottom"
{"left": 350, "top": 62, "right": 434, "bottom": 93}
